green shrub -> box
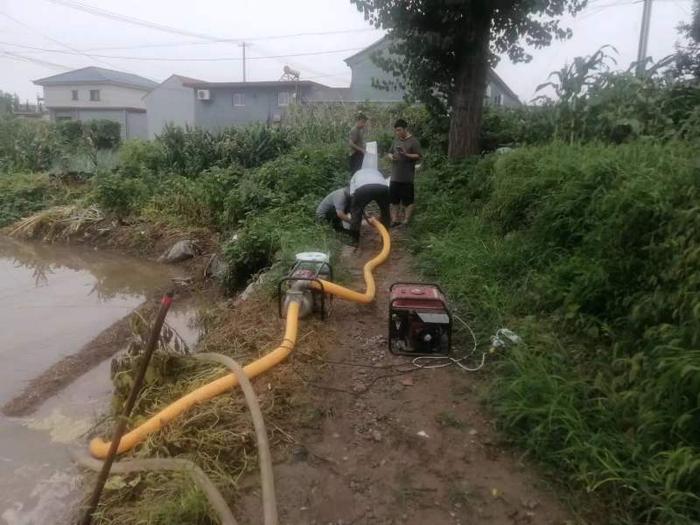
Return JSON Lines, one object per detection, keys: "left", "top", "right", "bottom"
{"left": 0, "top": 117, "right": 61, "bottom": 172}
{"left": 221, "top": 206, "right": 336, "bottom": 291}
{"left": 83, "top": 119, "right": 121, "bottom": 149}
{"left": 0, "top": 173, "right": 55, "bottom": 226}
{"left": 118, "top": 139, "right": 165, "bottom": 176}
{"left": 143, "top": 166, "right": 242, "bottom": 229}
{"left": 219, "top": 143, "right": 345, "bottom": 291}
{"left": 411, "top": 141, "right": 700, "bottom": 524}
{"left": 56, "top": 120, "right": 83, "bottom": 147}
{"left": 216, "top": 125, "right": 294, "bottom": 168}
{"left": 222, "top": 144, "right": 346, "bottom": 227}
{"left": 92, "top": 172, "right": 149, "bottom": 217}
{"left": 155, "top": 124, "right": 295, "bottom": 176}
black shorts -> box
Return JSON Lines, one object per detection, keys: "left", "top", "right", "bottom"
{"left": 389, "top": 181, "right": 415, "bottom": 206}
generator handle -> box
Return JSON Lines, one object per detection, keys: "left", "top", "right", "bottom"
{"left": 389, "top": 281, "right": 447, "bottom": 295}
{"left": 388, "top": 282, "right": 449, "bottom": 310}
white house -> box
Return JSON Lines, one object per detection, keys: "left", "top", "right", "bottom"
{"left": 34, "top": 66, "right": 158, "bottom": 139}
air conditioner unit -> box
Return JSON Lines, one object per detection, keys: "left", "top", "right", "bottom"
{"left": 196, "top": 89, "right": 211, "bottom": 101}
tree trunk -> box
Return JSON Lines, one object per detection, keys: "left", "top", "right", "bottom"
{"left": 448, "top": 13, "right": 492, "bottom": 159}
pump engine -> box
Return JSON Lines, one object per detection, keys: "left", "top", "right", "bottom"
{"left": 389, "top": 282, "right": 452, "bottom": 355}
{"left": 278, "top": 252, "right": 332, "bottom": 319}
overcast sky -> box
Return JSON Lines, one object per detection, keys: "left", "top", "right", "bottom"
{"left": 0, "top": 0, "right": 692, "bottom": 103}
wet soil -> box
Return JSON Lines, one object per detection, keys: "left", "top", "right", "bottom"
{"left": 234, "top": 230, "right": 577, "bottom": 524}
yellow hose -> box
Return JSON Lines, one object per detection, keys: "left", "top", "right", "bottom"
{"left": 89, "top": 217, "right": 390, "bottom": 458}
{"left": 89, "top": 301, "right": 300, "bottom": 458}
{"left": 314, "top": 217, "right": 391, "bottom": 304}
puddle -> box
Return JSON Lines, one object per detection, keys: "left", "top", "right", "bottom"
{"left": 0, "top": 236, "right": 201, "bottom": 525}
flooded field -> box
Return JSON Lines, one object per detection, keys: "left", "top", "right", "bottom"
{"left": 0, "top": 237, "right": 198, "bottom": 525}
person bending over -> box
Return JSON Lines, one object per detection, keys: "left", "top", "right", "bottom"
{"left": 348, "top": 165, "right": 391, "bottom": 245}
{"left": 316, "top": 187, "right": 352, "bottom": 233}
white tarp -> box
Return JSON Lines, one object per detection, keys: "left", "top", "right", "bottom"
{"left": 349, "top": 141, "right": 389, "bottom": 195}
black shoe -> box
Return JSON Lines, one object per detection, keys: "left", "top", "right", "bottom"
{"left": 390, "top": 221, "right": 402, "bottom": 228}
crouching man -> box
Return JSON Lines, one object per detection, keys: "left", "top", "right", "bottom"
{"left": 316, "top": 187, "right": 352, "bottom": 233}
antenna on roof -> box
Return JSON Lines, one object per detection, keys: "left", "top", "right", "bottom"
{"left": 280, "top": 65, "right": 300, "bottom": 81}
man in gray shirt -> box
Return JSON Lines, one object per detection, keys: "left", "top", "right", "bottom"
{"left": 316, "top": 187, "right": 352, "bottom": 233}
{"left": 348, "top": 113, "right": 367, "bottom": 175}
{"left": 387, "top": 118, "right": 422, "bottom": 227}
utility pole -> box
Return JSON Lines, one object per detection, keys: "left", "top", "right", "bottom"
{"left": 239, "top": 42, "right": 248, "bottom": 82}
{"left": 636, "top": 0, "right": 653, "bottom": 75}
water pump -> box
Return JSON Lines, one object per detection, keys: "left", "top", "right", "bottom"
{"left": 278, "top": 252, "right": 332, "bottom": 319}
{"left": 388, "top": 282, "right": 452, "bottom": 355}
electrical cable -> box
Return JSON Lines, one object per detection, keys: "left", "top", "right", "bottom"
{"left": 82, "top": 28, "right": 380, "bottom": 52}
{"left": 0, "top": 40, "right": 364, "bottom": 62}
{"left": 411, "top": 313, "right": 487, "bottom": 372}
{"left": 0, "top": 11, "right": 117, "bottom": 69}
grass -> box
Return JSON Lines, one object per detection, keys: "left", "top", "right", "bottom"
{"left": 410, "top": 141, "right": 700, "bottom": 525}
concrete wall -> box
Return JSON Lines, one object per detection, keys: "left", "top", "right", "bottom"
{"left": 126, "top": 111, "right": 147, "bottom": 139}
{"left": 346, "top": 46, "right": 405, "bottom": 103}
{"left": 43, "top": 84, "right": 149, "bottom": 110}
{"left": 347, "top": 39, "right": 520, "bottom": 107}
{"left": 485, "top": 83, "right": 520, "bottom": 108}
{"left": 145, "top": 76, "right": 195, "bottom": 138}
{"left": 194, "top": 85, "right": 307, "bottom": 130}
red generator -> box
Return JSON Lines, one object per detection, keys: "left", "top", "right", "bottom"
{"left": 388, "top": 282, "right": 452, "bottom": 355}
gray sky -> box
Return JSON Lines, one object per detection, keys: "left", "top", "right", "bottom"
{"left": 0, "top": 0, "right": 692, "bottom": 103}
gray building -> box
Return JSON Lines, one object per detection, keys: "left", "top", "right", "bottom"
{"left": 144, "top": 74, "right": 200, "bottom": 139}
{"left": 144, "top": 38, "right": 521, "bottom": 135}
{"left": 344, "top": 37, "right": 521, "bottom": 107}
{"left": 146, "top": 77, "right": 346, "bottom": 135}
{"left": 34, "top": 67, "right": 157, "bottom": 139}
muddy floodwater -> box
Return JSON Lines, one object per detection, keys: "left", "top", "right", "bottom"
{"left": 0, "top": 237, "right": 199, "bottom": 525}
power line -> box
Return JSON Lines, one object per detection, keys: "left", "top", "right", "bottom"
{"left": 41, "top": 0, "right": 359, "bottom": 80}
{"left": 0, "top": 40, "right": 363, "bottom": 62}
{"left": 82, "top": 28, "right": 380, "bottom": 52}
{"left": 44, "top": 0, "right": 243, "bottom": 43}
{"left": 0, "top": 11, "right": 117, "bottom": 69}
{"left": 0, "top": 50, "right": 72, "bottom": 70}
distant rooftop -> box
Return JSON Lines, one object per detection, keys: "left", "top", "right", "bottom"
{"left": 34, "top": 66, "right": 158, "bottom": 90}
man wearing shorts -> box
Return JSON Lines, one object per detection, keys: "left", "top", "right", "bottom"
{"left": 387, "top": 119, "right": 422, "bottom": 227}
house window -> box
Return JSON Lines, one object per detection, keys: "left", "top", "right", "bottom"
{"left": 233, "top": 93, "right": 245, "bottom": 107}
{"left": 494, "top": 93, "right": 503, "bottom": 106}
{"left": 278, "top": 91, "right": 291, "bottom": 107}
{"left": 89, "top": 89, "right": 101, "bottom": 101}
{"left": 71, "top": 90, "right": 79, "bottom": 101}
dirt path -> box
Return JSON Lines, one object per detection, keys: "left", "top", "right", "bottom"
{"left": 236, "top": 229, "right": 575, "bottom": 525}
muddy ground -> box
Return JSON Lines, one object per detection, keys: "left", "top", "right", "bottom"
{"left": 233, "top": 230, "right": 579, "bottom": 525}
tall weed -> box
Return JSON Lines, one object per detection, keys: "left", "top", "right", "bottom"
{"left": 411, "top": 141, "right": 700, "bottom": 524}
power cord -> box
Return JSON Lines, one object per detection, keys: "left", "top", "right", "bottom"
{"left": 411, "top": 315, "right": 522, "bottom": 373}
{"left": 411, "top": 313, "right": 485, "bottom": 371}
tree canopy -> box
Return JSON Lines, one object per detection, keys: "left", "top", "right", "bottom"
{"left": 351, "top": 0, "right": 588, "bottom": 157}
